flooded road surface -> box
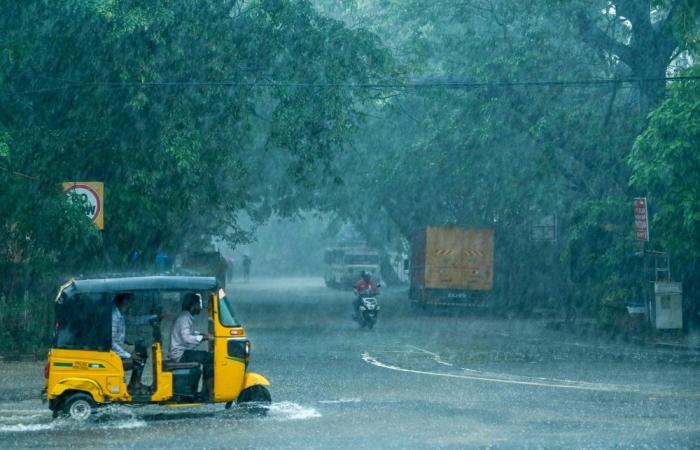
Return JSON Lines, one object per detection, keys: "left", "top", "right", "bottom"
{"left": 2, "top": 277, "right": 700, "bottom": 449}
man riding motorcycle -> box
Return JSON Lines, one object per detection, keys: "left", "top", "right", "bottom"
{"left": 353, "top": 271, "right": 379, "bottom": 319}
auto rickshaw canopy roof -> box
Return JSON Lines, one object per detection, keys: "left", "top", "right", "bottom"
{"left": 56, "top": 276, "right": 219, "bottom": 302}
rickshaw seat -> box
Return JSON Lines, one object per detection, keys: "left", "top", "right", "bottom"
{"left": 162, "top": 360, "right": 200, "bottom": 371}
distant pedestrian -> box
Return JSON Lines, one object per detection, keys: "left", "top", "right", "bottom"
{"left": 242, "top": 254, "right": 251, "bottom": 282}
{"left": 155, "top": 251, "right": 171, "bottom": 274}
{"left": 226, "top": 256, "right": 235, "bottom": 283}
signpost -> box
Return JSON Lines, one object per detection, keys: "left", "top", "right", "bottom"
{"left": 63, "top": 181, "right": 104, "bottom": 230}
{"left": 530, "top": 214, "right": 557, "bottom": 241}
{"left": 633, "top": 197, "right": 649, "bottom": 241}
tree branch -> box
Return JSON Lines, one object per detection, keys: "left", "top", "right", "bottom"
{"left": 576, "top": 11, "right": 634, "bottom": 66}
{"left": 615, "top": 0, "right": 652, "bottom": 38}
{"left": 0, "top": 164, "right": 39, "bottom": 180}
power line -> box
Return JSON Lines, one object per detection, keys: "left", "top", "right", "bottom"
{"left": 6, "top": 75, "right": 700, "bottom": 96}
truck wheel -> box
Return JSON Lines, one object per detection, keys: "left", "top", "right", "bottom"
{"left": 61, "top": 392, "right": 96, "bottom": 421}
{"left": 237, "top": 385, "right": 271, "bottom": 416}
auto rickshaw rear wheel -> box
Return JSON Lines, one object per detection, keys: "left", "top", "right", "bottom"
{"left": 60, "top": 392, "right": 96, "bottom": 421}
{"left": 226, "top": 385, "right": 271, "bottom": 415}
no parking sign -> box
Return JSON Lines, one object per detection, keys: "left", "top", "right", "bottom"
{"left": 63, "top": 181, "right": 104, "bottom": 230}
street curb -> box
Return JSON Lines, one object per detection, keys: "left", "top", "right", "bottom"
{"left": 546, "top": 320, "right": 700, "bottom": 352}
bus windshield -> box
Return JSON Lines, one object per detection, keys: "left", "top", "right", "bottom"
{"left": 344, "top": 254, "right": 379, "bottom": 265}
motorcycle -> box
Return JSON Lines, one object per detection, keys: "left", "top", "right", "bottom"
{"left": 353, "top": 288, "right": 380, "bottom": 329}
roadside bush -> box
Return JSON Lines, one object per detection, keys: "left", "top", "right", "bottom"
{"left": 0, "top": 289, "right": 53, "bottom": 357}
{"left": 597, "top": 275, "right": 641, "bottom": 334}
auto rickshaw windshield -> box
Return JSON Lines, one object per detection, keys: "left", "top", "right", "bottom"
{"left": 218, "top": 295, "right": 240, "bottom": 327}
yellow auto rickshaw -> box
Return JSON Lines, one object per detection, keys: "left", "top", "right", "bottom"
{"left": 43, "top": 276, "right": 270, "bottom": 420}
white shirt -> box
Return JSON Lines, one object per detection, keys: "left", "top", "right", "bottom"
{"left": 168, "top": 311, "right": 204, "bottom": 361}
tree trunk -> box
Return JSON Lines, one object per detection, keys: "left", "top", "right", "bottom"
{"left": 576, "top": 0, "right": 682, "bottom": 112}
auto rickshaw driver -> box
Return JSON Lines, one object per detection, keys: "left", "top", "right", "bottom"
{"left": 111, "top": 293, "right": 160, "bottom": 394}
{"left": 168, "top": 293, "right": 214, "bottom": 400}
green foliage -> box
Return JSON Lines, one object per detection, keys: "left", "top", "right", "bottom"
{"left": 316, "top": 0, "right": 693, "bottom": 321}
{"left": 660, "top": 0, "right": 700, "bottom": 54}
{"left": 630, "top": 67, "right": 700, "bottom": 260}
{"left": 0, "top": 0, "right": 390, "bottom": 261}
{"left": 0, "top": 291, "right": 53, "bottom": 357}
{"left": 563, "top": 196, "right": 645, "bottom": 319}
{"left": 0, "top": 0, "right": 698, "bottom": 355}
{"left": 0, "top": 0, "right": 392, "bottom": 353}
{"left": 597, "top": 275, "right": 639, "bottom": 331}
{"left": 0, "top": 131, "right": 9, "bottom": 158}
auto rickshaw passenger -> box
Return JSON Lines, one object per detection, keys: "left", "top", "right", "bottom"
{"left": 112, "top": 293, "right": 158, "bottom": 393}
{"left": 168, "top": 293, "right": 214, "bottom": 399}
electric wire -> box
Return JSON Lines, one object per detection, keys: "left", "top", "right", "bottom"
{"left": 4, "top": 75, "right": 699, "bottom": 97}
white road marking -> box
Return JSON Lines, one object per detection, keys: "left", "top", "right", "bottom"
{"left": 361, "top": 349, "right": 648, "bottom": 393}
{"left": 406, "top": 345, "right": 454, "bottom": 366}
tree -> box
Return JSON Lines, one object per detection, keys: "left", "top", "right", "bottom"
{"left": 316, "top": 0, "right": 697, "bottom": 318}
{"left": 568, "top": 0, "right": 698, "bottom": 111}
{"left": 630, "top": 66, "right": 700, "bottom": 324}
{"left": 0, "top": 0, "right": 392, "bottom": 269}
{"left": 0, "top": 0, "right": 393, "bottom": 352}
{"left": 630, "top": 68, "right": 700, "bottom": 258}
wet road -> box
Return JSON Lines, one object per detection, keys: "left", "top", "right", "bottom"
{"left": 2, "top": 277, "right": 700, "bottom": 449}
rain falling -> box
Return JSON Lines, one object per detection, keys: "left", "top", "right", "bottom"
{"left": 1, "top": 1, "right": 699, "bottom": 448}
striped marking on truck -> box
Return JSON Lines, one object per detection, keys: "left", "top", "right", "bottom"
{"left": 433, "top": 249, "right": 485, "bottom": 257}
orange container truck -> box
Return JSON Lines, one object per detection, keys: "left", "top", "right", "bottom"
{"left": 409, "top": 227, "right": 495, "bottom": 306}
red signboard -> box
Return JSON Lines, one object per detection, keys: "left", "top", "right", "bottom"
{"left": 634, "top": 197, "right": 649, "bottom": 241}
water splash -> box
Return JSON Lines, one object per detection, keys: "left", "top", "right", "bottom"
{"left": 318, "top": 398, "right": 361, "bottom": 404}
{"left": 0, "top": 423, "right": 56, "bottom": 432}
{"left": 267, "top": 401, "right": 321, "bottom": 420}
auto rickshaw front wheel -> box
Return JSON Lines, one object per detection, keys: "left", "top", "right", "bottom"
{"left": 59, "top": 392, "right": 96, "bottom": 421}
{"left": 225, "top": 385, "right": 271, "bottom": 415}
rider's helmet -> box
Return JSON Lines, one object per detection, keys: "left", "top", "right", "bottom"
{"left": 362, "top": 271, "right": 371, "bottom": 281}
